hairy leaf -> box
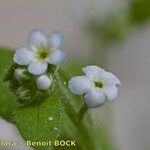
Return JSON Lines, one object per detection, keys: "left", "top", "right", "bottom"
{"left": 15, "top": 82, "right": 64, "bottom": 150}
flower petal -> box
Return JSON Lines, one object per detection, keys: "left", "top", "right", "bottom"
{"left": 103, "top": 86, "right": 118, "bottom": 102}
{"left": 103, "top": 71, "right": 121, "bottom": 86}
{"left": 28, "top": 60, "right": 48, "bottom": 75}
{"left": 13, "top": 47, "right": 34, "bottom": 65}
{"left": 68, "top": 76, "right": 91, "bottom": 95}
{"left": 82, "top": 65, "right": 105, "bottom": 80}
{"left": 47, "top": 31, "right": 63, "bottom": 48}
{"left": 46, "top": 49, "right": 65, "bottom": 65}
{"left": 84, "top": 88, "right": 106, "bottom": 108}
{"left": 28, "top": 29, "right": 47, "bottom": 48}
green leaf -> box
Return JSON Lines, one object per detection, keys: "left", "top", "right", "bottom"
{"left": 15, "top": 83, "right": 64, "bottom": 150}
{"left": 0, "top": 47, "right": 13, "bottom": 71}
{"left": 0, "top": 48, "right": 16, "bottom": 121}
{"left": 0, "top": 79, "right": 16, "bottom": 121}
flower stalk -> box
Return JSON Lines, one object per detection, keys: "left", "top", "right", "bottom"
{"left": 78, "top": 103, "right": 88, "bottom": 122}
{"left": 55, "top": 72, "right": 96, "bottom": 150}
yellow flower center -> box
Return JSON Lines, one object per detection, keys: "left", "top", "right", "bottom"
{"left": 36, "top": 46, "right": 50, "bottom": 60}
{"left": 94, "top": 81, "right": 103, "bottom": 88}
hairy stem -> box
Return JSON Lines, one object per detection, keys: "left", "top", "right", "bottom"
{"left": 55, "top": 72, "right": 95, "bottom": 150}
{"left": 78, "top": 104, "right": 88, "bottom": 122}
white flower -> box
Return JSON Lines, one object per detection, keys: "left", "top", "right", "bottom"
{"left": 14, "top": 68, "right": 26, "bottom": 79}
{"left": 36, "top": 75, "right": 53, "bottom": 90}
{"left": 69, "top": 65, "right": 121, "bottom": 108}
{"left": 13, "top": 29, "right": 65, "bottom": 75}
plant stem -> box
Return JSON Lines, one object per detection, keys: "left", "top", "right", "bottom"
{"left": 78, "top": 104, "right": 88, "bottom": 122}
{"left": 55, "top": 73, "right": 95, "bottom": 150}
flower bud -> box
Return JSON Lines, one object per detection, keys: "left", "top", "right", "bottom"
{"left": 36, "top": 75, "right": 53, "bottom": 90}
{"left": 14, "top": 68, "right": 26, "bottom": 79}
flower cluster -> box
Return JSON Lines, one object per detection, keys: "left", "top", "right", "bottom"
{"left": 11, "top": 29, "right": 121, "bottom": 108}
{"left": 69, "top": 66, "right": 121, "bottom": 108}
{"left": 13, "top": 29, "right": 65, "bottom": 90}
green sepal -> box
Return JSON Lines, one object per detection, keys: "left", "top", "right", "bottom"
{"left": 4, "top": 63, "right": 56, "bottom": 106}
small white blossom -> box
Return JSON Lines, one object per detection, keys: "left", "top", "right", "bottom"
{"left": 69, "top": 65, "right": 121, "bottom": 108}
{"left": 14, "top": 68, "right": 26, "bottom": 79}
{"left": 13, "top": 29, "right": 65, "bottom": 75}
{"left": 36, "top": 75, "right": 53, "bottom": 90}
